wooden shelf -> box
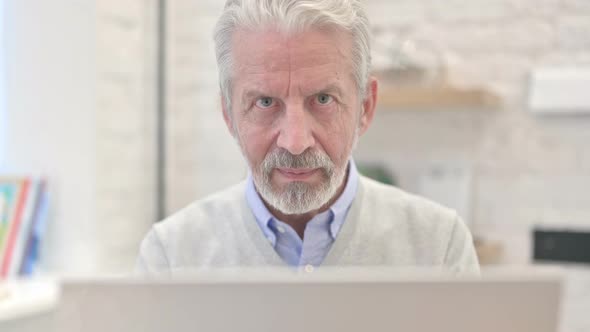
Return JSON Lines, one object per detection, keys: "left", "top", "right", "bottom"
{"left": 378, "top": 84, "right": 502, "bottom": 110}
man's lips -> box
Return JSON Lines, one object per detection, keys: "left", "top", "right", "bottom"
{"left": 276, "top": 168, "right": 319, "bottom": 180}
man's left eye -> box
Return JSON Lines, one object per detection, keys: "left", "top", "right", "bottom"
{"left": 316, "top": 94, "right": 334, "bottom": 105}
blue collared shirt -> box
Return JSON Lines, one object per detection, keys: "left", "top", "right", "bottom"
{"left": 245, "top": 161, "right": 359, "bottom": 267}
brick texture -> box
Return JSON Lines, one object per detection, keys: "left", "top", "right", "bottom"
{"left": 96, "top": 0, "right": 157, "bottom": 272}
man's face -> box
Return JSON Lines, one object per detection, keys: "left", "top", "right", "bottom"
{"left": 225, "top": 27, "right": 374, "bottom": 215}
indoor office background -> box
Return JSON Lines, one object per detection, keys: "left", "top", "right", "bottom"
{"left": 1, "top": 0, "right": 590, "bottom": 279}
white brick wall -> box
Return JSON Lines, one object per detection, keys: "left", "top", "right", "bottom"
{"left": 557, "top": 16, "right": 590, "bottom": 51}
{"left": 96, "top": 0, "right": 158, "bottom": 272}
{"left": 161, "top": 0, "right": 590, "bottom": 267}
{"left": 165, "top": 0, "right": 246, "bottom": 212}
{"left": 563, "top": 0, "right": 590, "bottom": 12}
{"left": 428, "top": 0, "right": 516, "bottom": 23}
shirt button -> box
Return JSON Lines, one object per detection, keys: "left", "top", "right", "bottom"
{"left": 277, "top": 226, "right": 286, "bottom": 234}
{"left": 304, "top": 264, "right": 314, "bottom": 273}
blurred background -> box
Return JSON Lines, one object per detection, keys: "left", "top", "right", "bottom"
{"left": 0, "top": 0, "right": 589, "bottom": 281}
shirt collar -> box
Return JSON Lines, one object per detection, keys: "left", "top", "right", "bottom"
{"left": 245, "top": 159, "right": 359, "bottom": 242}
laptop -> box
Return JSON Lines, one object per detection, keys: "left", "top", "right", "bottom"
{"left": 51, "top": 267, "right": 562, "bottom": 332}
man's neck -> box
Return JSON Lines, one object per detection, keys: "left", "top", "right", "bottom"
{"left": 265, "top": 169, "right": 349, "bottom": 239}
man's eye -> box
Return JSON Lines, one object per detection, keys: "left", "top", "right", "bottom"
{"left": 255, "top": 97, "right": 276, "bottom": 108}
{"left": 316, "top": 94, "right": 334, "bottom": 105}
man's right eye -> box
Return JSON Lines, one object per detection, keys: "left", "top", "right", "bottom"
{"left": 255, "top": 97, "right": 276, "bottom": 109}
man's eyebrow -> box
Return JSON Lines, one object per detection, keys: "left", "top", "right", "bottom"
{"left": 242, "top": 84, "right": 345, "bottom": 101}
{"left": 244, "top": 89, "right": 267, "bottom": 97}
{"left": 313, "top": 83, "right": 344, "bottom": 97}
{"left": 241, "top": 89, "right": 269, "bottom": 103}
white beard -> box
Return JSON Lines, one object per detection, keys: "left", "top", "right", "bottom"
{"left": 254, "top": 148, "right": 348, "bottom": 215}
{"left": 236, "top": 124, "right": 360, "bottom": 215}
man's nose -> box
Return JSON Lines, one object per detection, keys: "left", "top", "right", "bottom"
{"left": 276, "top": 103, "right": 315, "bottom": 155}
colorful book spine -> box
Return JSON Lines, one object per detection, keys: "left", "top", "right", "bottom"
{"left": 0, "top": 177, "right": 49, "bottom": 278}
{"left": 20, "top": 182, "right": 49, "bottom": 276}
{"left": 0, "top": 178, "right": 30, "bottom": 277}
{"left": 9, "top": 179, "right": 42, "bottom": 276}
{"left": 0, "top": 195, "right": 5, "bottom": 234}
{"left": 0, "top": 179, "right": 23, "bottom": 267}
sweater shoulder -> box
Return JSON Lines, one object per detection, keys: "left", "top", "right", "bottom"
{"left": 356, "top": 176, "right": 471, "bottom": 266}
{"left": 152, "top": 181, "right": 247, "bottom": 242}
{"left": 359, "top": 175, "right": 459, "bottom": 229}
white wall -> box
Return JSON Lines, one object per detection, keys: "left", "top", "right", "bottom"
{"left": 3, "top": 0, "right": 98, "bottom": 273}
{"left": 165, "top": 1, "right": 245, "bottom": 213}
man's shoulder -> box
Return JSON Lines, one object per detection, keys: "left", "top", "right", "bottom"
{"left": 359, "top": 175, "right": 459, "bottom": 229}
{"left": 357, "top": 175, "right": 478, "bottom": 272}
{"left": 360, "top": 175, "right": 456, "bottom": 215}
{"left": 153, "top": 181, "right": 247, "bottom": 237}
{"left": 136, "top": 181, "right": 251, "bottom": 272}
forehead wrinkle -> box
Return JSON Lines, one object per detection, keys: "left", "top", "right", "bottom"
{"left": 287, "top": 48, "right": 345, "bottom": 70}
{"left": 234, "top": 30, "right": 291, "bottom": 74}
{"left": 296, "top": 81, "right": 344, "bottom": 97}
{"left": 286, "top": 34, "right": 292, "bottom": 103}
{"left": 238, "top": 60, "right": 290, "bottom": 76}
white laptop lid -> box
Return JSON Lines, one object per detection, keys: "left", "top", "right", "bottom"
{"left": 53, "top": 268, "right": 562, "bottom": 332}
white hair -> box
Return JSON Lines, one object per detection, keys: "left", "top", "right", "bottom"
{"left": 213, "top": 0, "right": 372, "bottom": 112}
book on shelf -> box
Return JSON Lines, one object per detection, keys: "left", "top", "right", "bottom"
{"left": 0, "top": 177, "right": 49, "bottom": 278}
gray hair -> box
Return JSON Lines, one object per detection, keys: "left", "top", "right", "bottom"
{"left": 213, "top": 0, "right": 372, "bottom": 113}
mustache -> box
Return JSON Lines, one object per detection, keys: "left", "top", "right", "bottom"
{"left": 261, "top": 148, "right": 335, "bottom": 171}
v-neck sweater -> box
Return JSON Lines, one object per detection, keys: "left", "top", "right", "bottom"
{"left": 136, "top": 176, "right": 480, "bottom": 275}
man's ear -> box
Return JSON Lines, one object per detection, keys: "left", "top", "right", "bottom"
{"left": 358, "top": 76, "right": 378, "bottom": 136}
{"left": 221, "top": 94, "right": 236, "bottom": 138}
